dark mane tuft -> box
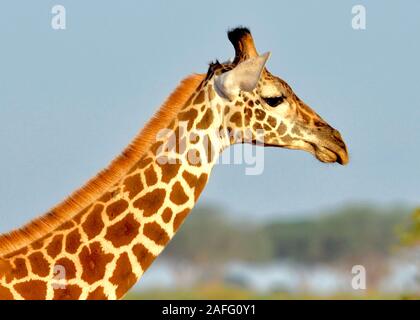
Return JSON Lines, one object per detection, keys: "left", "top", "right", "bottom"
{"left": 206, "top": 60, "right": 223, "bottom": 78}
{"left": 227, "top": 27, "right": 251, "bottom": 44}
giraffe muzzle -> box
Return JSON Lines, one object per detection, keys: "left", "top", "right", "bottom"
{"left": 310, "top": 127, "right": 349, "bottom": 165}
{"left": 313, "top": 144, "right": 349, "bottom": 165}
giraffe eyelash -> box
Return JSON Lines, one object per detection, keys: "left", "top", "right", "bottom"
{"left": 262, "top": 96, "right": 285, "bottom": 107}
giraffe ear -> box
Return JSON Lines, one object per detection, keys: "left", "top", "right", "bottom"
{"left": 214, "top": 52, "right": 271, "bottom": 100}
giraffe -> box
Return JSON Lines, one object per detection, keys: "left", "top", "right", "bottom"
{"left": 0, "top": 27, "right": 348, "bottom": 300}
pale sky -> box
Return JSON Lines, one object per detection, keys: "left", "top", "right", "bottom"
{"left": 0, "top": 1, "right": 419, "bottom": 232}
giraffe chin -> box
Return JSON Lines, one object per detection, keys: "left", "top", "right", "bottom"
{"left": 313, "top": 145, "right": 348, "bottom": 165}
{"left": 284, "top": 141, "right": 347, "bottom": 165}
{"left": 314, "top": 147, "right": 339, "bottom": 164}
{"left": 259, "top": 141, "right": 346, "bottom": 165}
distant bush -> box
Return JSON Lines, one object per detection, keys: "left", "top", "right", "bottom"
{"left": 264, "top": 205, "right": 410, "bottom": 263}
{"left": 163, "top": 204, "right": 411, "bottom": 264}
{"left": 164, "top": 205, "right": 273, "bottom": 263}
{"left": 401, "top": 208, "right": 420, "bottom": 246}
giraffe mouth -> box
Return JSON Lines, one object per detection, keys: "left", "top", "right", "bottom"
{"left": 308, "top": 142, "right": 349, "bottom": 165}
{"left": 252, "top": 138, "right": 349, "bottom": 165}
{"left": 276, "top": 141, "right": 348, "bottom": 165}
{"left": 303, "top": 126, "right": 349, "bottom": 165}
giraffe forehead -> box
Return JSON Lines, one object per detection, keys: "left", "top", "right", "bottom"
{"left": 258, "top": 74, "right": 291, "bottom": 98}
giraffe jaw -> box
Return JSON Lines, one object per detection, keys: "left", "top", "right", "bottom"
{"left": 259, "top": 141, "right": 349, "bottom": 165}
{"left": 314, "top": 145, "right": 343, "bottom": 164}
{"left": 309, "top": 142, "right": 349, "bottom": 165}
{"left": 302, "top": 128, "right": 349, "bottom": 165}
{"left": 276, "top": 140, "right": 349, "bottom": 165}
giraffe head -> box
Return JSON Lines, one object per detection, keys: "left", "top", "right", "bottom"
{"left": 207, "top": 28, "right": 349, "bottom": 165}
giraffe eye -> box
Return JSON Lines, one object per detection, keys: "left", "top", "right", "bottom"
{"left": 262, "top": 96, "right": 285, "bottom": 107}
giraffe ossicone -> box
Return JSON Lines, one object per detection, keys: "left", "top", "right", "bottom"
{"left": 0, "top": 27, "right": 348, "bottom": 300}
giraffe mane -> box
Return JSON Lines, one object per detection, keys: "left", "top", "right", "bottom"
{"left": 0, "top": 73, "right": 206, "bottom": 258}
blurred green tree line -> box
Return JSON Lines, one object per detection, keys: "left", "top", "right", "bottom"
{"left": 163, "top": 205, "right": 413, "bottom": 264}
{"left": 402, "top": 208, "right": 420, "bottom": 246}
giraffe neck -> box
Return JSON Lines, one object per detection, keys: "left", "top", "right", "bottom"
{"left": 0, "top": 79, "right": 227, "bottom": 300}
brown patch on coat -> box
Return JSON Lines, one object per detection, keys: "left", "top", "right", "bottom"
{"left": 255, "top": 109, "right": 266, "bottom": 121}
{"left": 277, "top": 122, "right": 287, "bottom": 136}
{"left": 87, "top": 286, "right": 108, "bottom": 300}
{"left": 204, "top": 136, "right": 216, "bottom": 163}
{"left": 46, "top": 234, "right": 63, "bottom": 259}
{"left": 143, "top": 222, "right": 170, "bottom": 246}
{"left": 169, "top": 182, "right": 189, "bottom": 205}
{"left": 109, "top": 252, "right": 137, "bottom": 299}
{"left": 105, "top": 214, "right": 140, "bottom": 248}
{"left": 55, "top": 257, "right": 77, "bottom": 279}
{"left": 0, "top": 258, "right": 13, "bottom": 280}
{"left": 5, "top": 258, "right": 27, "bottom": 282}
{"left": 182, "top": 171, "right": 197, "bottom": 188}
{"left": 150, "top": 141, "right": 164, "bottom": 156}
{"left": 144, "top": 165, "right": 158, "bottom": 186}
{"left": 82, "top": 204, "right": 104, "bottom": 240}
{"left": 178, "top": 108, "right": 198, "bottom": 130}
{"left": 79, "top": 242, "right": 113, "bottom": 284}
{"left": 133, "top": 188, "right": 166, "bottom": 217}
{"left": 193, "top": 90, "right": 205, "bottom": 104}
{"left": 291, "top": 125, "right": 302, "bottom": 136}
{"left": 137, "top": 157, "right": 153, "bottom": 169}
{"left": 253, "top": 122, "right": 263, "bottom": 131}
{"left": 27, "top": 252, "right": 50, "bottom": 277}
{"left": 123, "top": 174, "right": 143, "bottom": 199}
{"left": 132, "top": 244, "right": 155, "bottom": 271}
{"left": 173, "top": 209, "right": 191, "bottom": 232}
{"left": 244, "top": 107, "right": 253, "bottom": 126}
{"left": 161, "top": 208, "right": 173, "bottom": 223}
{"left": 0, "top": 284, "right": 13, "bottom": 300}
{"left": 157, "top": 162, "right": 181, "bottom": 184}
{"left": 14, "top": 280, "right": 47, "bottom": 300}
{"left": 65, "top": 229, "right": 82, "bottom": 254}
{"left": 194, "top": 174, "right": 208, "bottom": 201}
{"left": 53, "top": 284, "right": 82, "bottom": 300}
{"left": 267, "top": 116, "right": 277, "bottom": 128}
{"left": 106, "top": 199, "right": 129, "bottom": 221}
{"left": 281, "top": 134, "right": 294, "bottom": 144}
{"left": 196, "top": 109, "right": 214, "bottom": 130}
{"left": 230, "top": 112, "right": 242, "bottom": 127}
